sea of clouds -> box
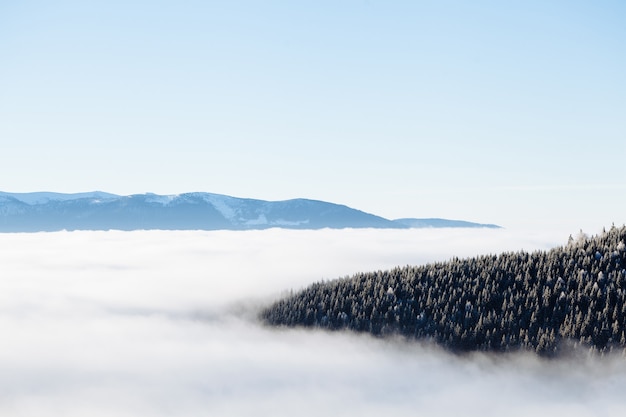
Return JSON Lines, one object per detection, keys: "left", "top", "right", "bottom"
{"left": 1, "top": 227, "right": 625, "bottom": 416}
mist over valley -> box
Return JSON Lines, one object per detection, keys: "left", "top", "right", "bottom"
{"left": 1, "top": 228, "right": 625, "bottom": 416}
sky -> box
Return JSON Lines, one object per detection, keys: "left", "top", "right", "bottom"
{"left": 2, "top": 228, "right": 626, "bottom": 416}
{"left": 1, "top": 0, "right": 625, "bottom": 232}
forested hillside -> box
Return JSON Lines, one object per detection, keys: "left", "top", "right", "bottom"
{"left": 262, "top": 226, "right": 626, "bottom": 355}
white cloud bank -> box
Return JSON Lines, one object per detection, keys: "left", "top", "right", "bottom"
{"left": 0, "top": 228, "right": 625, "bottom": 416}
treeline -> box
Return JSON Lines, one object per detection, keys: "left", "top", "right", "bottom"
{"left": 261, "top": 225, "right": 626, "bottom": 355}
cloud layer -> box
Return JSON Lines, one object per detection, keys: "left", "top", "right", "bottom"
{"left": 1, "top": 228, "right": 624, "bottom": 416}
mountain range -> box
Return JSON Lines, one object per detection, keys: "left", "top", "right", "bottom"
{"left": 0, "top": 191, "right": 500, "bottom": 232}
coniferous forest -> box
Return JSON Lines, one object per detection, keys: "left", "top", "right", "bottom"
{"left": 261, "top": 226, "right": 626, "bottom": 356}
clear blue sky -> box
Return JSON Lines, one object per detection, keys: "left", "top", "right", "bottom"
{"left": 1, "top": 0, "right": 624, "bottom": 232}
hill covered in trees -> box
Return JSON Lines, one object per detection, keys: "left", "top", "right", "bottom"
{"left": 261, "top": 226, "right": 626, "bottom": 356}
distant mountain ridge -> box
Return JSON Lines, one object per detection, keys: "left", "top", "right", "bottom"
{"left": 394, "top": 218, "right": 500, "bottom": 229}
{"left": 0, "top": 191, "right": 501, "bottom": 232}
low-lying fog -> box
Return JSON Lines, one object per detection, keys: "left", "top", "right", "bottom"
{"left": 1, "top": 228, "right": 625, "bottom": 416}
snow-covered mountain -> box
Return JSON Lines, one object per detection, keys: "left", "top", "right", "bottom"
{"left": 0, "top": 191, "right": 501, "bottom": 232}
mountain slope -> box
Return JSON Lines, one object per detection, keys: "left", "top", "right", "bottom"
{"left": 261, "top": 226, "right": 626, "bottom": 356}
{"left": 0, "top": 191, "right": 499, "bottom": 232}
{"left": 393, "top": 218, "right": 500, "bottom": 229}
